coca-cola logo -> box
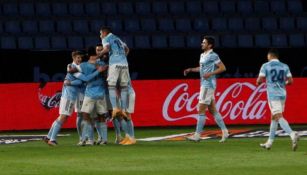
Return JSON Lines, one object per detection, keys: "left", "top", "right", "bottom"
{"left": 38, "top": 82, "right": 61, "bottom": 109}
{"left": 163, "top": 82, "right": 267, "bottom": 122}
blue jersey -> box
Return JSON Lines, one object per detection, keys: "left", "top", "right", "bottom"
{"left": 62, "top": 63, "right": 82, "bottom": 100}
{"left": 259, "top": 59, "right": 292, "bottom": 101}
{"left": 199, "top": 50, "right": 221, "bottom": 89}
{"left": 78, "top": 60, "right": 107, "bottom": 99}
{"left": 101, "top": 33, "right": 128, "bottom": 65}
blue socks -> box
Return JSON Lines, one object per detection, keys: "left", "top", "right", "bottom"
{"left": 108, "top": 86, "right": 118, "bottom": 109}
{"left": 126, "top": 120, "right": 135, "bottom": 138}
{"left": 120, "top": 87, "right": 128, "bottom": 109}
{"left": 113, "top": 118, "right": 122, "bottom": 137}
{"left": 213, "top": 112, "right": 227, "bottom": 131}
{"left": 50, "top": 120, "right": 63, "bottom": 141}
{"left": 76, "top": 113, "right": 83, "bottom": 140}
{"left": 196, "top": 114, "right": 206, "bottom": 134}
{"left": 279, "top": 117, "right": 293, "bottom": 135}
{"left": 268, "top": 120, "right": 278, "bottom": 143}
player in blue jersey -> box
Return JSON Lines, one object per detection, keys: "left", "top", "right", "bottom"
{"left": 257, "top": 49, "right": 299, "bottom": 151}
{"left": 99, "top": 27, "right": 131, "bottom": 120}
{"left": 183, "top": 36, "right": 229, "bottom": 142}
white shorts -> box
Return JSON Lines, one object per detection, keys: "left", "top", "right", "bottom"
{"left": 199, "top": 87, "right": 215, "bottom": 105}
{"left": 107, "top": 64, "right": 130, "bottom": 87}
{"left": 81, "top": 96, "right": 108, "bottom": 116}
{"left": 268, "top": 100, "right": 285, "bottom": 115}
{"left": 127, "top": 89, "right": 136, "bottom": 113}
{"left": 59, "top": 97, "right": 76, "bottom": 116}
{"left": 74, "top": 93, "right": 84, "bottom": 113}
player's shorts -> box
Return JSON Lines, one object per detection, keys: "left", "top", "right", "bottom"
{"left": 127, "top": 88, "right": 136, "bottom": 113}
{"left": 59, "top": 97, "right": 76, "bottom": 116}
{"left": 107, "top": 64, "right": 130, "bottom": 87}
{"left": 268, "top": 100, "right": 285, "bottom": 115}
{"left": 199, "top": 87, "right": 215, "bottom": 105}
{"left": 81, "top": 96, "right": 107, "bottom": 116}
{"left": 74, "top": 93, "right": 84, "bottom": 113}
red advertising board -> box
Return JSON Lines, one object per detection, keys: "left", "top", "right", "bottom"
{"left": 0, "top": 78, "right": 306, "bottom": 131}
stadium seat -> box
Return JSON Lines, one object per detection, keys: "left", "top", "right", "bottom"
{"left": 118, "top": 2, "right": 134, "bottom": 15}
{"left": 68, "top": 2, "right": 85, "bottom": 16}
{"left": 85, "top": 2, "right": 101, "bottom": 16}
{"left": 279, "top": 17, "right": 295, "bottom": 31}
{"left": 52, "top": 2, "right": 68, "bottom": 16}
{"left": 134, "top": 35, "right": 150, "bottom": 48}
{"left": 289, "top": 34, "right": 305, "bottom": 47}
{"left": 254, "top": 0, "right": 269, "bottom": 14}
{"left": 175, "top": 18, "right": 192, "bottom": 32}
{"left": 262, "top": 17, "right": 278, "bottom": 31}
{"left": 186, "top": 1, "right": 202, "bottom": 15}
{"left": 0, "top": 21, "right": 3, "bottom": 34}
{"left": 255, "top": 34, "right": 271, "bottom": 47}
{"left": 19, "top": 2, "right": 35, "bottom": 16}
{"left": 36, "top": 2, "right": 51, "bottom": 17}
{"left": 203, "top": 1, "right": 219, "bottom": 14}
{"left": 56, "top": 20, "right": 72, "bottom": 34}
{"left": 169, "top": 1, "right": 185, "bottom": 14}
{"left": 169, "top": 35, "right": 185, "bottom": 48}
{"left": 272, "top": 34, "right": 288, "bottom": 47}
{"left": 101, "top": 2, "right": 117, "bottom": 15}
{"left": 120, "top": 35, "right": 134, "bottom": 48}
{"left": 238, "top": 35, "right": 254, "bottom": 48}
{"left": 271, "top": 0, "right": 286, "bottom": 14}
{"left": 84, "top": 36, "right": 100, "bottom": 47}
{"left": 193, "top": 18, "right": 209, "bottom": 32}
{"left": 245, "top": 17, "right": 261, "bottom": 31}
{"left": 18, "top": 37, "right": 33, "bottom": 49}
{"left": 1, "top": 36, "right": 17, "bottom": 49}
{"left": 237, "top": 0, "right": 253, "bottom": 14}
{"left": 89, "top": 20, "right": 104, "bottom": 33}
{"left": 220, "top": 0, "right": 236, "bottom": 14}
{"left": 2, "top": 3, "right": 18, "bottom": 16}
{"left": 221, "top": 35, "right": 237, "bottom": 48}
{"left": 152, "top": 1, "right": 168, "bottom": 15}
{"left": 186, "top": 34, "right": 201, "bottom": 48}
{"left": 22, "top": 20, "right": 38, "bottom": 34}
{"left": 141, "top": 18, "right": 156, "bottom": 32}
{"left": 4, "top": 21, "right": 21, "bottom": 34}
{"left": 34, "top": 37, "right": 50, "bottom": 49}
{"left": 124, "top": 19, "right": 140, "bottom": 32}
{"left": 106, "top": 18, "right": 123, "bottom": 33}
{"left": 212, "top": 17, "right": 227, "bottom": 32}
{"left": 297, "top": 17, "right": 307, "bottom": 31}
{"left": 152, "top": 35, "right": 168, "bottom": 48}
{"left": 39, "top": 20, "right": 55, "bottom": 33}
{"left": 228, "top": 17, "right": 244, "bottom": 31}
{"left": 158, "top": 18, "right": 175, "bottom": 32}
{"left": 68, "top": 36, "right": 84, "bottom": 49}
{"left": 51, "top": 36, "right": 67, "bottom": 49}
{"left": 73, "top": 20, "right": 89, "bottom": 34}
{"left": 135, "top": 2, "right": 151, "bottom": 15}
{"left": 287, "top": 0, "right": 303, "bottom": 14}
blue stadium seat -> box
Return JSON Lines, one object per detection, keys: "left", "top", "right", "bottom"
{"left": 255, "top": 34, "right": 271, "bottom": 47}
{"left": 175, "top": 18, "right": 192, "bottom": 32}
{"left": 212, "top": 18, "right": 227, "bottom": 32}
{"left": 186, "top": 1, "right": 202, "bottom": 15}
{"left": 237, "top": 0, "right": 253, "bottom": 14}
{"left": 169, "top": 1, "right": 185, "bottom": 14}
{"left": 56, "top": 20, "right": 72, "bottom": 34}
{"left": 254, "top": 0, "right": 269, "bottom": 13}
{"left": 186, "top": 35, "right": 201, "bottom": 48}
{"left": 238, "top": 35, "right": 254, "bottom": 48}
{"left": 73, "top": 20, "right": 89, "bottom": 34}
{"left": 220, "top": 0, "right": 236, "bottom": 14}
{"left": 118, "top": 2, "right": 133, "bottom": 15}
{"left": 2, "top": 3, "right": 18, "bottom": 16}
{"left": 141, "top": 18, "right": 156, "bottom": 32}
{"left": 120, "top": 35, "right": 134, "bottom": 48}
{"left": 0, "top": 21, "right": 3, "bottom": 34}
{"left": 68, "top": 36, "right": 84, "bottom": 49}
{"left": 134, "top": 35, "right": 150, "bottom": 48}
{"left": 51, "top": 36, "right": 67, "bottom": 49}
{"left": 203, "top": 1, "right": 219, "bottom": 14}
{"left": 39, "top": 20, "right": 55, "bottom": 33}
{"left": 106, "top": 18, "right": 123, "bottom": 33}
{"left": 18, "top": 37, "right": 33, "bottom": 49}
{"left": 271, "top": 0, "right": 286, "bottom": 14}
{"left": 19, "top": 3, "right": 35, "bottom": 16}
{"left": 297, "top": 17, "right": 307, "bottom": 31}
{"left": 228, "top": 17, "right": 244, "bottom": 31}
{"left": 279, "top": 17, "right": 295, "bottom": 31}
{"left": 36, "top": 3, "right": 51, "bottom": 17}
{"left": 52, "top": 3, "right": 68, "bottom": 16}
{"left": 221, "top": 35, "right": 237, "bottom": 48}
{"left": 289, "top": 34, "right": 305, "bottom": 47}
{"left": 158, "top": 18, "right": 174, "bottom": 32}
{"left": 152, "top": 35, "right": 168, "bottom": 48}
{"left": 34, "top": 37, "right": 50, "bottom": 49}
{"left": 245, "top": 17, "right": 261, "bottom": 31}
{"left": 84, "top": 36, "right": 100, "bottom": 47}
{"left": 101, "top": 2, "right": 117, "bottom": 15}
{"left": 85, "top": 2, "right": 100, "bottom": 16}
{"left": 1, "top": 36, "right": 17, "bottom": 49}
{"left": 135, "top": 2, "right": 151, "bottom": 15}
{"left": 22, "top": 20, "right": 38, "bottom": 33}
{"left": 193, "top": 18, "right": 209, "bottom": 32}
{"left": 5, "top": 21, "right": 21, "bottom": 34}
{"left": 152, "top": 1, "right": 168, "bottom": 15}
{"left": 272, "top": 34, "right": 288, "bottom": 47}
{"left": 169, "top": 35, "right": 185, "bottom": 48}
{"left": 262, "top": 17, "right": 278, "bottom": 31}
{"left": 69, "top": 3, "right": 85, "bottom": 16}
{"left": 287, "top": 0, "right": 303, "bottom": 14}
{"left": 124, "top": 19, "right": 140, "bottom": 32}
{"left": 89, "top": 20, "right": 104, "bottom": 33}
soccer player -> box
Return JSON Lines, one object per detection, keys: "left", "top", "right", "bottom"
{"left": 99, "top": 26, "right": 131, "bottom": 119}
{"left": 183, "top": 36, "right": 229, "bottom": 142}
{"left": 257, "top": 49, "right": 299, "bottom": 151}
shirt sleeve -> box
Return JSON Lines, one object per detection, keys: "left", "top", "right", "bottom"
{"left": 286, "top": 65, "right": 292, "bottom": 77}
{"left": 102, "top": 38, "right": 110, "bottom": 47}
{"left": 258, "top": 64, "right": 266, "bottom": 77}
{"left": 213, "top": 55, "right": 221, "bottom": 65}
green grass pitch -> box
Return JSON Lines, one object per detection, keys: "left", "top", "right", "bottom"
{"left": 0, "top": 127, "right": 306, "bottom": 175}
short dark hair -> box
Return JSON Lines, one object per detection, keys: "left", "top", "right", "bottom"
{"left": 71, "top": 50, "right": 83, "bottom": 58}
{"left": 100, "top": 26, "right": 112, "bottom": 33}
{"left": 87, "top": 46, "right": 97, "bottom": 57}
{"left": 203, "top": 36, "right": 215, "bottom": 48}
{"left": 96, "top": 43, "right": 102, "bottom": 47}
{"left": 268, "top": 48, "right": 279, "bottom": 58}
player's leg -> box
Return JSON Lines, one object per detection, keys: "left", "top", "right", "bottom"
{"left": 95, "top": 97, "right": 108, "bottom": 145}
{"left": 75, "top": 93, "right": 84, "bottom": 141}
{"left": 119, "top": 66, "right": 130, "bottom": 117}
{"left": 260, "top": 113, "right": 279, "bottom": 150}
{"left": 79, "top": 96, "right": 95, "bottom": 146}
{"left": 112, "top": 117, "right": 122, "bottom": 144}
{"left": 107, "top": 64, "right": 121, "bottom": 117}
{"left": 122, "top": 88, "right": 136, "bottom": 145}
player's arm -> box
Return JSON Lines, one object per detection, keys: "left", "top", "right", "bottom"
{"left": 286, "top": 77, "right": 293, "bottom": 85}
{"left": 204, "top": 61, "right": 226, "bottom": 79}
{"left": 98, "top": 44, "right": 110, "bottom": 58}
{"left": 124, "top": 44, "right": 129, "bottom": 56}
{"left": 183, "top": 67, "right": 200, "bottom": 76}
{"left": 64, "top": 79, "right": 83, "bottom": 86}
{"left": 67, "top": 64, "right": 79, "bottom": 73}
{"left": 256, "top": 76, "right": 265, "bottom": 85}
{"left": 74, "top": 66, "right": 107, "bottom": 82}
